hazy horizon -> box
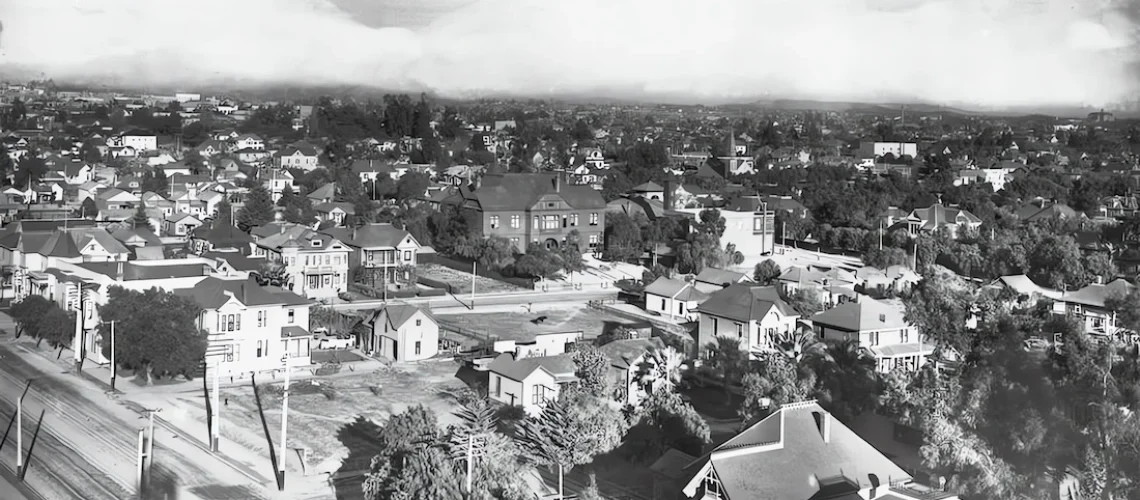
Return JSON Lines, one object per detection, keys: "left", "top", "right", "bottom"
{"left": 1, "top": 0, "right": 1139, "bottom": 110}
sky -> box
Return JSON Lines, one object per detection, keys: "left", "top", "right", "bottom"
{"left": 0, "top": 0, "right": 1138, "bottom": 109}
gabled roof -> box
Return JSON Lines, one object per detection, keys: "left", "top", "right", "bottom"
{"left": 367, "top": 303, "right": 433, "bottom": 331}
{"left": 599, "top": 338, "right": 664, "bottom": 370}
{"left": 1061, "top": 279, "right": 1134, "bottom": 308}
{"left": 696, "top": 284, "right": 798, "bottom": 322}
{"left": 989, "top": 274, "right": 1062, "bottom": 300}
{"left": 644, "top": 277, "right": 708, "bottom": 302}
{"left": 488, "top": 353, "right": 577, "bottom": 383}
{"left": 203, "top": 251, "right": 265, "bottom": 272}
{"left": 465, "top": 173, "right": 606, "bottom": 212}
{"left": 810, "top": 298, "right": 908, "bottom": 332}
{"left": 681, "top": 401, "right": 910, "bottom": 500}
{"left": 694, "top": 267, "right": 750, "bottom": 287}
{"left": 174, "top": 276, "right": 300, "bottom": 309}
{"left": 191, "top": 221, "right": 253, "bottom": 248}
{"left": 908, "top": 203, "right": 982, "bottom": 230}
{"left": 307, "top": 183, "right": 336, "bottom": 201}
{"left": 79, "top": 261, "right": 209, "bottom": 281}
{"left": 630, "top": 181, "right": 664, "bottom": 192}
{"left": 320, "top": 223, "right": 415, "bottom": 249}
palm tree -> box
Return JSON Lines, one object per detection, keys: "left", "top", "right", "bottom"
{"left": 635, "top": 346, "right": 686, "bottom": 397}
{"left": 814, "top": 338, "right": 879, "bottom": 419}
{"left": 775, "top": 325, "right": 830, "bottom": 364}
{"left": 704, "top": 336, "right": 747, "bottom": 403}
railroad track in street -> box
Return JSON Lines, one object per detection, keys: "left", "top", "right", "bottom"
{"left": 0, "top": 395, "right": 126, "bottom": 500}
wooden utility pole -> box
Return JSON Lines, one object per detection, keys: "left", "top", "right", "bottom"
{"left": 15, "top": 394, "right": 21, "bottom": 470}
{"left": 109, "top": 321, "right": 116, "bottom": 391}
{"left": 470, "top": 261, "right": 476, "bottom": 309}
{"left": 211, "top": 365, "right": 221, "bottom": 452}
{"left": 279, "top": 354, "right": 291, "bottom": 490}
{"left": 136, "top": 428, "right": 146, "bottom": 499}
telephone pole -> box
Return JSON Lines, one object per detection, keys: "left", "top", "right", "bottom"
{"left": 136, "top": 428, "right": 146, "bottom": 499}
{"left": 141, "top": 408, "right": 161, "bottom": 493}
{"left": 211, "top": 365, "right": 221, "bottom": 452}
{"left": 279, "top": 354, "right": 291, "bottom": 490}
{"left": 109, "top": 320, "right": 116, "bottom": 391}
{"left": 15, "top": 392, "right": 22, "bottom": 470}
{"left": 470, "top": 261, "right": 476, "bottom": 309}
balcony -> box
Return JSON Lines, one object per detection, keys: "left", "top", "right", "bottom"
{"left": 304, "top": 265, "right": 339, "bottom": 274}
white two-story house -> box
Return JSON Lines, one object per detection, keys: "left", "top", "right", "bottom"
{"left": 811, "top": 298, "right": 935, "bottom": 373}
{"left": 1054, "top": 278, "right": 1134, "bottom": 341}
{"left": 250, "top": 222, "right": 351, "bottom": 300}
{"left": 320, "top": 223, "right": 421, "bottom": 285}
{"left": 694, "top": 284, "right": 800, "bottom": 358}
{"left": 175, "top": 276, "right": 314, "bottom": 376}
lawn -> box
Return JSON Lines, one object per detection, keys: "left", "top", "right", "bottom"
{"left": 209, "top": 360, "right": 469, "bottom": 477}
{"left": 435, "top": 305, "right": 643, "bottom": 343}
{"left": 419, "top": 263, "right": 523, "bottom": 294}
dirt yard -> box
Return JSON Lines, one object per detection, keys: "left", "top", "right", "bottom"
{"left": 419, "top": 263, "right": 523, "bottom": 294}
{"left": 193, "top": 360, "right": 470, "bottom": 477}
{"left": 435, "top": 304, "right": 642, "bottom": 343}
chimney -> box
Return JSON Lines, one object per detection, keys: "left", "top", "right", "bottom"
{"left": 279, "top": 224, "right": 285, "bottom": 234}
{"left": 663, "top": 179, "right": 674, "bottom": 210}
{"left": 554, "top": 173, "right": 561, "bottom": 193}
{"left": 116, "top": 261, "right": 124, "bottom": 281}
{"left": 353, "top": 226, "right": 358, "bottom": 241}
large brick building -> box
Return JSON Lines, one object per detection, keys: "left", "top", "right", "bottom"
{"left": 444, "top": 173, "right": 606, "bottom": 253}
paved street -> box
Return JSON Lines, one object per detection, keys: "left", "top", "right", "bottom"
{"left": 0, "top": 473, "right": 31, "bottom": 500}
{"left": 0, "top": 311, "right": 280, "bottom": 500}
{"left": 331, "top": 289, "right": 618, "bottom": 312}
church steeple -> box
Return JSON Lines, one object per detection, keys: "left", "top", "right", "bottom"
{"left": 727, "top": 125, "right": 738, "bottom": 173}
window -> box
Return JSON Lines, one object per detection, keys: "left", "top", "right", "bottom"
{"left": 414, "top": 341, "right": 421, "bottom": 356}
{"left": 404, "top": 250, "right": 412, "bottom": 261}
{"left": 754, "top": 217, "right": 767, "bottom": 232}
{"left": 871, "top": 331, "right": 880, "bottom": 346}
{"left": 712, "top": 317, "right": 719, "bottom": 333}
{"left": 588, "top": 234, "right": 598, "bottom": 248}
{"left": 901, "top": 329, "right": 909, "bottom": 343}
{"left": 589, "top": 213, "right": 599, "bottom": 225}
{"left": 323, "top": 275, "right": 331, "bottom": 287}
{"left": 660, "top": 298, "right": 667, "bottom": 310}
{"left": 256, "top": 340, "right": 263, "bottom": 357}
{"left": 308, "top": 275, "right": 320, "bottom": 289}
{"left": 678, "top": 302, "right": 684, "bottom": 314}
{"left": 415, "top": 319, "right": 422, "bottom": 327}
{"left": 288, "top": 309, "right": 295, "bottom": 324}
{"left": 543, "top": 215, "right": 559, "bottom": 229}
{"left": 532, "top": 385, "right": 551, "bottom": 405}
{"left": 258, "top": 311, "right": 266, "bottom": 327}
{"left": 735, "top": 323, "right": 743, "bottom": 338}
{"left": 493, "top": 375, "right": 501, "bottom": 397}
{"left": 570, "top": 214, "right": 579, "bottom": 226}
{"left": 701, "top": 471, "right": 725, "bottom": 499}
{"left": 325, "top": 255, "right": 330, "bottom": 265}
{"left": 510, "top": 215, "right": 520, "bottom": 228}
{"left": 489, "top": 215, "right": 500, "bottom": 229}
{"left": 510, "top": 237, "right": 520, "bottom": 246}
{"left": 532, "top": 216, "right": 539, "bottom": 229}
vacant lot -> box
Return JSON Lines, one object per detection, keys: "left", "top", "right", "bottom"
{"left": 205, "top": 360, "right": 469, "bottom": 477}
{"left": 435, "top": 304, "right": 642, "bottom": 343}
{"left": 419, "top": 263, "right": 523, "bottom": 294}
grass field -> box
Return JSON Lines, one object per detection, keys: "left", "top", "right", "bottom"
{"left": 435, "top": 305, "right": 642, "bottom": 343}
{"left": 212, "top": 360, "right": 469, "bottom": 476}
{"left": 419, "top": 263, "right": 523, "bottom": 294}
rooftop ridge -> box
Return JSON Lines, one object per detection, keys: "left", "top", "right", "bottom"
{"left": 780, "top": 399, "right": 820, "bottom": 411}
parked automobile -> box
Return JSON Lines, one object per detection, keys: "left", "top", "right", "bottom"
{"left": 338, "top": 291, "right": 355, "bottom": 302}
{"left": 318, "top": 334, "right": 355, "bottom": 350}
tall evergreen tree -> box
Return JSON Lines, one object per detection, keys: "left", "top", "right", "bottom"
{"left": 131, "top": 203, "right": 151, "bottom": 229}
{"left": 235, "top": 185, "right": 275, "bottom": 231}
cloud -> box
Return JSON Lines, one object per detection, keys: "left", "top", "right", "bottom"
{"left": 0, "top": 0, "right": 1138, "bottom": 108}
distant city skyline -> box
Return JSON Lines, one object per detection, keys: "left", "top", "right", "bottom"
{"left": 0, "top": 0, "right": 1138, "bottom": 109}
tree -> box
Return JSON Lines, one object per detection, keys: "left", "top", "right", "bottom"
{"left": 514, "top": 393, "right": 624, "bottom": 499}
{"left": 634, "top": 346, "right": 686, "bottom": 397}
{"left": 80, "top": 197, "right": 98, "bottom": 219}
{"left": 37, "top": 306, "right": 75, "bottom": 351}
{"left": 695, "top": 209, "right": 726, "bottom": 239}
{"left": 603, "top": 212, "right": 643, "bottom": 262}
{"left": 753, "top": 259, "right": 781, "bottom": 284}
{"left": 131, "top": 203, "right": 151, "bottom": 230}
{"left": 780, "top": 288, "right": 823, "bottom": 316}
{"left": 570, "top": 345, "right": 612, "bottom": 399}
{"left": 863, "top": 247, "right": 909, "bottom": 269}
{"left": 362, "top": 405, "right": 445, "bottom": 500}
{"left": 395, "top": 172, "right": 431, "bottom": 204}
{"left": 704, "top": 336, "right": 748, "bottom": 402}
{"left": 97, "top": 286, "right": 209, "bottom": 383}
{"left": 514, "top": 244, "right": 564, "bottom": 281}
{"left": 9, "top": 296, "right": 55, "bottom": 339}
{"left": 739, "top": 352, "right": 815, "bottom": 423}
{"left": 235, "top": 185, "right": 275, "bottom": 231}
{"left": 214, "top": 198, "right": 233, "bottom": 224}
{"left": 560, "top": 230, "right": 586, "bottom": 276}
{"left": 277, "top": 184, "right": 297, "bottom": 208}
{"left": 310, "top": 306, "right": 357, "bottom": 337}
{"left": 597, "top": 326, "right": 636, "bottom": 346}
{"left": 626, "top": 390, "right": 711, "bottom": 462}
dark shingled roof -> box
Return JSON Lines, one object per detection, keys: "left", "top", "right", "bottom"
{"left": 79, "top": 261, "right": 210, "bottom": 281}
{"left": 696, "top": 284, "right": 798, "bottom": 322}
{"left": 455, "top": 173, "right": 606, "bottom": 212}
{"left": 174, "top": 276, "right": 303, "bottom": 309}
{"left": 488, "top": 353, "right": 577, "bottom": 383}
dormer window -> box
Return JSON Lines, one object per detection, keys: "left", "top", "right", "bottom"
{"left": 311, "top": 240, "right": 322, "bottom": 247}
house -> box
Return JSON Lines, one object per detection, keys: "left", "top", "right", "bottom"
{"left": 250, "top": 222, "right": 352, "bottom": 300}
{"left": 307, "top": 183, "right": 336, "bottom": 205}
{"left": 175, "top": 276, "right": 313, "bottom": 376}
{"left": 118, "top": 129, "right": 157, "bottom": 151}
{"left": 97, "top": 188, "right": 142, "bottom": 210}
{"left": 442, "top": 173, "right": 607, "bottom": 253}
{"left": 643, "top": 277, "right": 708, "bottom": 321}
{"left": 667, "top": 400, "right": 955, "bottom": 500}
{"left": 600, "top": 337, "right": 665, "bottom": 407}
{"left": 62, "top": 161, "right": 94, "bottom": 185}
{"left": 855, "top": 265, "right": 921, "bottom": 297}
{"left": 811, "top": 298, "right": 935, "bottom": 373}
{"left": 189, "top": 221, "right": 254, "bottom": 255}
{"left": 234, "top": 133, "right": 264, "bottom": 151}
{"left": 274, "top": 142, "right": 320, "bottom": 170}
{"left": 492, "top": 331, "right": 581, "bottom": 359}
{"left": 164, "top": 213, "right": 203, "bottom": 238}
{"left": 487, "top": 353, "right": 577, "bottom": 416}
{"left": 776, "top": 266, "right": 859, "bottom": 308}
{"left": 692, "top": 268, "right": 753, "bottom": 294}
{"left": 1053, "top": 278, "right": 1134, "bottom": 339}
{"left": 884, "top": 203, "right": 982, "bottom": 239}
{"left": 320, "top": 223, "right": 420, "bottom": 285}
{"left": 859, "top": 141, "right": 918, "bottom": 159}
{"left": 314, "top": 202, "right": 354, "bottom": 226}
{"left": 351, "top": 159, "right": 398, "bottom": 184}
{"left": 984, "top": 274, "right": 1062, "bottom": 309}
{"left": 195, "top": 139, "right": 227, "bottom": 158}
{"left": 695, "top": 284, "right": 799, "bottom": 358}
{"left": 629, "top": 181, "right": 665, "bottom": 201}
{"left": 1015, "top": 199, "right": 1079, "bottom": 223}
{"left": 678, "top": 196, "right": 776, "bottom": 257}
{"left": 263, "top": 169, "right": 299, "bottom": 203}
{"left": 362, "top": 303, "right": 439, "bottom": 361}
